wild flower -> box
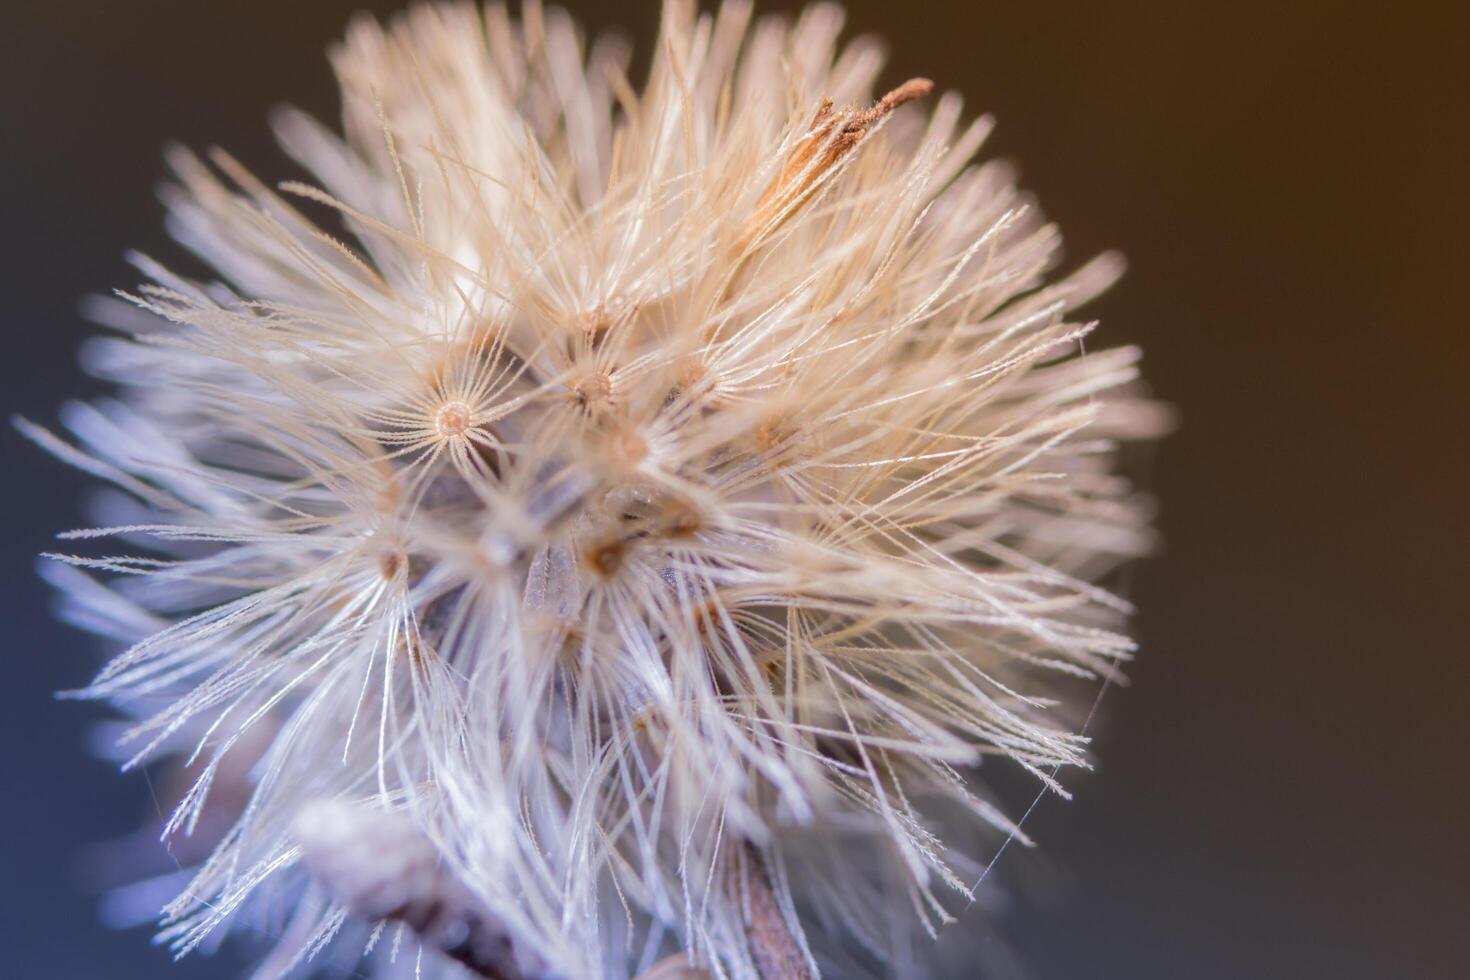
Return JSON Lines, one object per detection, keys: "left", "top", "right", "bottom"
{"left": 25, "top": 1, "right": 1161, "bottom": 976}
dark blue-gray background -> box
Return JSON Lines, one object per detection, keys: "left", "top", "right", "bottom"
{"left": 2, "top": 1, "right": 1464, "bottom": 977}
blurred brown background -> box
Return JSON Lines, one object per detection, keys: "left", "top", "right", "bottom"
{"left": 2, "top": 1, "right": 1465, "bottom": 977}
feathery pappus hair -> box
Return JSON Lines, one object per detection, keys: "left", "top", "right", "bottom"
{"left": 24, "top": 0, "right": 1165, "bottom": 976}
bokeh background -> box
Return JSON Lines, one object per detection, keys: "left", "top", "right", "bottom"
{"left": 2, "top": 1, "right": 1464, "bottom": 977}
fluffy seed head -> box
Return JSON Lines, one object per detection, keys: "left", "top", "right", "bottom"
{"left": 30, "top": 1, "right": 1164, "bottom": 976}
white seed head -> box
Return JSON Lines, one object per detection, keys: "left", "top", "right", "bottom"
{"left": 30, "top": 1, "right": 1164, "bottom": 977}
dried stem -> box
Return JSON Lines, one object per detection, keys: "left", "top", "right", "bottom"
{"left": 738, "top": 78, "right": 934, "bottom": 251}
{"left": 736, "top": 845, "right": 813, "bottom": 980}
